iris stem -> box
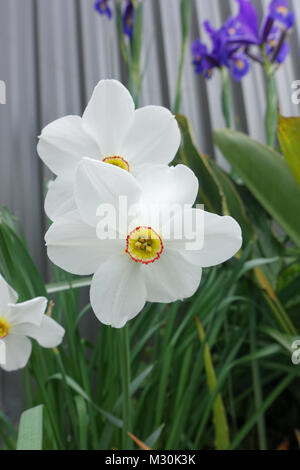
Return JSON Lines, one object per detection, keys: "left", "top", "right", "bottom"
{"left": 262, "top": 48, "right": 278, "bottom": 147}
{"left": 221, "top": 67, "right": 233, "bottom": 129}
{"left": 174, "top": 0, "right": 191, "bottom": 113}
{"left": 118, "top": 324, "right": 132, "bottom": 449}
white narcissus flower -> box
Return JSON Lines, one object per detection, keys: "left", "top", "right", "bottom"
{"left": 0, "top": 275, "right": 65, "bottom": 372}
{"left": 37, "top": 79, "right": 181, "bottom": 221}
{"left": 45, "top": 158, "right": 242, "bottom": 329}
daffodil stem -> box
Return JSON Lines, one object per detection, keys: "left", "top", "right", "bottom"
{"left": 118, "top": 324, "right": 132, "bottom": 449}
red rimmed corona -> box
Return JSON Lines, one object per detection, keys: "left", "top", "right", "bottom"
{"left": 126, "top": 226, "right": 164, "bottom": 265}
{"left": 102, "top": 156, "right": 130, "bottom": 172}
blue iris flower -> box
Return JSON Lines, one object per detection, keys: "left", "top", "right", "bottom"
{"left": 192, "top": 16, "right": 250, "bottom": 81}
{"left": 94, "top": 0, "right": 112, "bottom": 19}
{"left": 268, "top": 0, "right": 295, "bottom": 30}
{"left": 229, "top": 0, "right": 294, "bottom": 63}
{"left": 193, "top": 0, "right": 294, "bottom": 80}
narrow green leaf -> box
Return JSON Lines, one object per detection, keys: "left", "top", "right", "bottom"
{"left": 145, "top": 424, "right": 165, "bottom": 449}
{"left": 195, "top": 318, "right": 230, "bottom": 450}
{"left": 17, "top": 405, "right": 44, "bottom": 450}
{"left": 75, "top": 396, "right": 88, "bottom": 450}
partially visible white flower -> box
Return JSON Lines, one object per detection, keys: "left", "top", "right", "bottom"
{"left": 38, "top": 79, "right": 181, "bottom": 221}
{"left": 0, "top": 274, "right": 65, "bottom": 372}
{"left": 45, "top": 158, "right": 242, "bottom": 329}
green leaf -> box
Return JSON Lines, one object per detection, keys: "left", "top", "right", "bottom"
{"left": 195, "top": 318, "right": 230, "bottom": 450}
{"left": 145, "top": 424, "right": 165, "bottom": 449}
{"left": 16, "top": 405, "right": 44, "bottom": 450}
{"left": 278, "top": 114, "right": 300, "bottom": 190}
{"left": 214, "top": 129, "right": 300, "bottom": 247}
{"left": 75, "top": 396, "right": 88, "bottom": 450}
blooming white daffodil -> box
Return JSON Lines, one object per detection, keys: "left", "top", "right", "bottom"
{"left": 45, "top": 158, "right": 242, "bottom": 328}
{"left": 0, "top": 274, "right": 65, "bottom": 371}
{"left": 38, "top": 79, "right": 181, "bottom": 221}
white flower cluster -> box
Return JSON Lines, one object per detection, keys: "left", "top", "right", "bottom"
{"left": 37, "top": 80, "right": 242, "bottom": 328}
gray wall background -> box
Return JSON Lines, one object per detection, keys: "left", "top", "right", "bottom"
{"left": 0, "top": 0, "right": 299, "bottom": 420}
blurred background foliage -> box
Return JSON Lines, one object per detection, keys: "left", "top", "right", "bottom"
{"left": 0, "top": 0, "right": 300, "bottom": 450}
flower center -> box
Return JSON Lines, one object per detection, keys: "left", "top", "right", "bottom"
{"left": 126, "top": 226, "right": 164, "bottom": 264}
{"left": 277, "top": 6, "right": 288, "bottom": 16}
{"left": 0, "top": 317, "right": 10, "bottom": 339}
{"left": 102, "top": 156, "right": 130, "bottom": 172}
{"left": 236, "top": 59, "right": 245, "bottom": 70}
{"left": 228, "top": 27, "right": 236, "bottom": 35}
{"left": 100, "top": 0, "right": 107, "bottom": 11}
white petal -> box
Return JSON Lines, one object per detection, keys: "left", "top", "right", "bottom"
{"left": 11, "top": 315, "right": 65, "bottom": 348}
{"left": 75, "top": 158, "right": 141, "bottom": 227}
{"left": 121, "top": 106, "right": 181, "bottom": 168}
{"left": 138, "top": 164, "right": 198, "bottom": 208}
{"left": 82, "top": 80, "right": 135, "bottom": 156}
{"left": 90, "top": 254, "right": 147, "bottom": 328}
{"left": 45, "top": 210, "right": 122, "bottom": 275}
{"left": 37, "top": 115, "right": 100, "bottom": 178}
{"left": 165, "top": 209, "right": 242, "bottom": 268}
{"left": 6, "top": 297, "right": 47, "bottom": 327}
{"left": 0, "top": 274, "right": 18, "bottom": 313}
{"left": 45, "top": 176, "right": 76, "bottom": 221}
{"left": 142, "top": 249, "right": 202, "bottom": 303}
{"left": 0, "top": 335, "right": 32, "bottom": 372}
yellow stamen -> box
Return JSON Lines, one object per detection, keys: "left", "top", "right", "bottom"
{"left": 0, "top": 317, "right": 11, "bottom": 339}
{"left": 277, "top": 6, "right": 288, "bottom": 16}
{"left": 126, "top": 226, "right": 164, "bottom": 264}
{"left": 236, "top": 59, "right": 245, "bottom": 70}
{"left": 102, "top": 156, "right": 130, "bottom": 172}
{"left": 228, "top": 27, "right": 236, "bottom": 35}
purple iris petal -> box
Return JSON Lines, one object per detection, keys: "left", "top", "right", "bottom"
{"left": 94, "top": 0, "right": 112, "bottom": 19}
{"left": 235, "top": 0, "right": 260, "bottom": 41}
{"left": 266, "top": 26, "right": 291, "bottom": 63}
{"left": 229, "top": 54, "right": 250, "bottom": 81}
{"left": 123, "top": 1, "right": 135, "bottom": 40}
{"left": 225, "top": 0, "right": 260, "bottom": 46}
{"left": 274, "top": 41, "right": 290, "bottom": 63}
{"left": 204, "top": 20, "right": 230, "bottom": 67}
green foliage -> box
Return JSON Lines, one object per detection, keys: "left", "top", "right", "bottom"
{"left": 0, "top": 206, "right": 299, "bottom": 450}
{"left": 214, "top": 129, "right": 300, "bottom": 247}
